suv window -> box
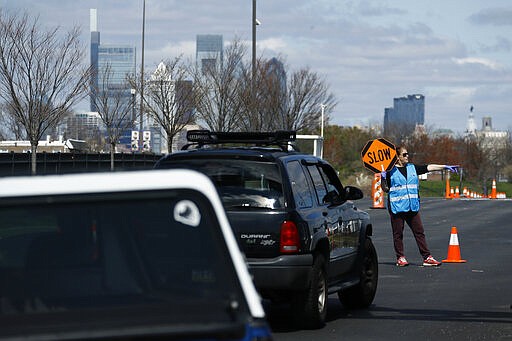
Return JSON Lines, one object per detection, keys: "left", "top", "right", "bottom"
{"left": 307, "top": 165, "right": 328, "bottom": 205}
{"left": 0, "top": 191, "right": 248, "bottom": 323}
{"left": 166, "top": 159, "right": 284, "bottom": 209}
{"left": 307, "top": 164, "right": 343, "bottom": 205}
{"left": 286, "top": 160, "right": 313, "bottom": 208}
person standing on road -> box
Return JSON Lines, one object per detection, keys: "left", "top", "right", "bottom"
{"left": 380, "top": 145, "right": 458, "bottom": 267}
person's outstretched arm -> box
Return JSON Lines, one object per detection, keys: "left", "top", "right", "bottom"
{"left": 427, "top": 164, "right": 459, "bottom": 172}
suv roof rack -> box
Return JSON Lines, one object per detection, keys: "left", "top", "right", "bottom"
{"left": 183, "top": 130, "right": 297, "bottom": 152}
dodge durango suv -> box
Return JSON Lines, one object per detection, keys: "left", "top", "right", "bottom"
{"left": 155, "top": 130, "right": 378, "bottom": 329}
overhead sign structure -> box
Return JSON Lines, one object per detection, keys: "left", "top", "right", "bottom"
{"left": 361, "top": 138, "right": 397, "bottom": 173}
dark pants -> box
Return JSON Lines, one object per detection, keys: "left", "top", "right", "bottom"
{"left": 389, "top": 211, "right": 430, "bottom": 260}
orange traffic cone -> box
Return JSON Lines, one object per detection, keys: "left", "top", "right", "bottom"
{"left": 490, "top": 179, "right": 497, "bottom": 199}
{"left": 445, "top": 176, "right": 452, "bottom": 199}
{"left": 454, "top": 186, "right": 460, "bottom": 198}
{"left": 370, "top": 173, "right": 385, "bottom": 209}
{"left": 442, "top": 226, "right": 467, "bottom": 263}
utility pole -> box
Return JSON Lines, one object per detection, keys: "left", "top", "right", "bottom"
{"left": 252, "top": 0, "right": 256, "bottom": 84}
{"left": 320, "top": 104, "right": 326, "bottom": 158}
{"left": 139, "top": 0, "right": 146, "bottom": 152}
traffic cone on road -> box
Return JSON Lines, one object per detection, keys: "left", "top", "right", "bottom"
{"left": 442, "top": 226, "right": 467, "bottom": 263}
{"left": 454, "top": 186, "right": 460, "bottom": 198}
{"left": 490, "top": 179, "right": 497, "bottom": 199}
{"left": 445, "top": 176, "right": 452, "bottom": 199}
{"left": 370, "top": 173, "right": 385, "bottom": 209}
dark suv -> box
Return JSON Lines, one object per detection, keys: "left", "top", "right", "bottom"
{"left": 155, "top": 130, "right": 378, "bottom": 328}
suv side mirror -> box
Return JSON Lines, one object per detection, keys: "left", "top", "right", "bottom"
{"left": 344, "top": 186, "right": 363, "bottom": 200}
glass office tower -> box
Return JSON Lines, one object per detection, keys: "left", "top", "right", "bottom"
{"left": 89, "top": 9, "right": 136, "bottom": 151}
{"left": 90, "top": 9, "right": 136, "bottom": 113}
{"left": 196, "top": 34, "right": 223, "bottom": 73}
{"left": 384, "top": 94, "right": 425, "bottom": 137}
{"left": 97, "top": 44, "right": 136, "bottom": 88}
{"left": 90, "top": 9, "right": 100, "bottom": 112}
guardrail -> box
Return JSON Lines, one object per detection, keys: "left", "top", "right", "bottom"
{"left": 0, "top": 152, "right": 162, "bottom": 177}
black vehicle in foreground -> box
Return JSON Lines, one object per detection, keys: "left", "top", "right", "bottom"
{"left": 0, "top": 170, "right": 272, "bottom": 340}
{"left": 155, "top": 130, "right": 378, "bottom": 329}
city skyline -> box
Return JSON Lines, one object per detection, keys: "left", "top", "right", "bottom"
{"left": 1, "top": 0, "right": 511, "bottom": 133}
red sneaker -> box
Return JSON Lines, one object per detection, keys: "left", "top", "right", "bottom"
{"left": 423, "top": 255, "right": 441, "bottom": 267}
{"left": 396, "top": 256, "right": 409, "bottom": 267}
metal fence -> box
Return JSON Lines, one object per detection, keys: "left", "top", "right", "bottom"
{"left": 0, "top": 152, "right": 163, "bottom": 177}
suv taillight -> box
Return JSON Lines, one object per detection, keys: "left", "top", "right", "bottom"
{"left": 280, "top": 220, "right": 300, "bottom": 253}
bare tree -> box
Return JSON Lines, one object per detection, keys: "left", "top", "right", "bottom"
{"left": 0, "top": 102, "right": 25, "bottom": 140}
{"left": 191, "top": 38, "right": 247, "bottom": 132}
{"left": 190, "top": 37, "right": 337, "bottom": 134}
{"left": 237, "top": 56, "right": 287, "bottom": 132}
{"left": 90, "top": 63, "right": 134, "bottom": 170}
{"left": 281, "top": 67, "right": 337, "bottom": 131}
{"left": 0, "top": 10, "right": 90, "bottom": 174}
{"left": 141, "top": 57, "right": 196, "bottom": 153}
{"left": 236, "top": 55, "right": 337, "bottom": 133}
{"left": 384, "top": 121, "right": 416, "bottom": 145}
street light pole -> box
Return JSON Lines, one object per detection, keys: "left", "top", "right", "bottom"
{"left": 252, "top": 0, "right": 256, "bottom": 84}
{"left": 139, "top": 0, "right": 146, "bottom": 152}
{"left": 320, "top": 104, "right": 326, "bottom": 158}
{"left": 320, "top": 104, "right": 326, "bottom": 138}
{"left": 130, "top": 88, "right": 136, "bottom": 126}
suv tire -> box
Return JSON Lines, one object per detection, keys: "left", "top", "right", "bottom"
{"left": 293, "top": 254, "right": 327, "bottom": 329}
{"left": 338, "top": 238, "right": 378, "bottom": 309}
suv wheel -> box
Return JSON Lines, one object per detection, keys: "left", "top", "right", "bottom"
{"left": 293, "top": 254, "right": 327, "bottom": 329}
{"left": 338, "top": 238, "right": 378, "bottom": 309}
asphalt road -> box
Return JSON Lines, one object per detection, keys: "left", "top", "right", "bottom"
{"left": 268, "top": 197, "right": 512, "bottom": 341}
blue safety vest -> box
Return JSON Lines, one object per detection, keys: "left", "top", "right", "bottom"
{"left": 388, "top": 163, "right": 420, "bottom": 214}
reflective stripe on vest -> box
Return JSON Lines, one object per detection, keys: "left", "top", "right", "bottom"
{"left": 389, "top": 163, "right": 420, "bottom": 213}
{"left": 389, "top": 184, "right": 418, "bottom": 192}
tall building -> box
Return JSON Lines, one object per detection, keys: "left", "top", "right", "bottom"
{"left": 66, "top": 112, "right": 103, "bottom": 141}
{"left": 266, "top": 57, "right": 286, "bottom": 93}
{"left": 466, "top": 111, "right": 477, "bottom": 135}
{"left": 89, "top": 9, "right": 136, "bottom": 116}
{"left": 90, "top": 9, "right": 100, "bottom": 112}
{"left": 196, "top": 34, "right": 223, "bottom": 73}
{"left": 384, "top": 94, "right": 425, "bottom": 137}
{"left": 465, "top": 112, "right": 509, "bottom": 171}
{"left": 89, "top": 9, "right": 136, "bottom": 151}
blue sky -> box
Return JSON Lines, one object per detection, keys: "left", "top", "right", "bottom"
{"left": 1, "top": 0, "right": 512, "bottom": 133}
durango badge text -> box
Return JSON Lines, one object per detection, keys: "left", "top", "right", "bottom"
{"left": 241, "top": 234, "right": 272, "bottom": 239}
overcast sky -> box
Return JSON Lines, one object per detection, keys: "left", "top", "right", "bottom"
{"left": 2, "top": 0, "right": 512, "bottom": 133}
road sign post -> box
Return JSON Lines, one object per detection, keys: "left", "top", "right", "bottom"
{"left": 361, "top": 138, "right": 397, "bottom": 173}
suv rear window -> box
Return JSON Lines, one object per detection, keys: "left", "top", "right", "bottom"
{"left": 0, "top": 190, "right": 250, "bottom": 336}
{"left": 166, "top": 159, "right": 284, "bottom": 210}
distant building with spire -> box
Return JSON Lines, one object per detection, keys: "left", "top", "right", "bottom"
{"left": 466, "top": 109, "right": 477, "bottom": 136}
{"left": 465, "top": 108, "right": 509, "bottom": 155}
